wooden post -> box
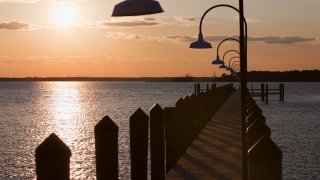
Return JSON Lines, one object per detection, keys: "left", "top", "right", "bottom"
{"left": 266, "top": 84, "right": 269, "bottom": 104}
{"left": 175, "top": 98, "right": 187, "bottom": 157}
{"left": 261, "top": 83, "right": 265, "bottom": 101}
{"left": 150, "top": 104, "right": 165, "bottom": 180}
{"left": 251, "top": 84, "right": 253, "bottom": 94}
{"left": 194, "top": 83, "right": 197, "bottom": 94}
{"left": 164, "top": 107, "right": 176, "bottom": 173}
{"left": 36, "top": 133, "right": 71, "bottom": 180}
{"left": 279, "top": 84, "right": 282, "bottom": 101}
{"left": 281, "top": 84, "right": 285, "bottom": 102}
{"left": 211, "top": 83, "right": 216, "bottom": 90}
{"left": 94, "top": 116, "right": 119, "bottom": 180}
{"left": 130, "top": 108, "right": 149, "bottom": 180}
{"left": 248, "top": 136, "right": 282, "bottom": 180}
{"left": 207, "top": 84, "right": 209, "bottom": 91}
{"left": 197, "top": 83, "right": 200, "bottom": 95}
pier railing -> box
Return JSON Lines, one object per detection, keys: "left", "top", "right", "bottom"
{"left": 246, "top": 92, "right": 282, "bottom": 179}
{"left": 35, "top": 83, "right": 234, "bottom": 179}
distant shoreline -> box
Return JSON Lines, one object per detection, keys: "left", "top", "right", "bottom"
{"left": 0, "top": 70, "right": 319, "bottom": 82}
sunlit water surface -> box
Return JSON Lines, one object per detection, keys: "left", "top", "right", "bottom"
{"left": 0, "top": 81, "right": 319, "bottom": 179}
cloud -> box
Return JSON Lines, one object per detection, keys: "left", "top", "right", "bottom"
{"left": 105, "top": 32, "right": 163, "bottom": 41}
{"left": 0, "top": 55, "right": 112, "bottom": 65}
{"left": 101, "top": 17, "right": 165, "bottom": 28}
{"left": 0, "top": 21, "right": 35, "bottom": 30}
{"left": 166, "top": 35, "right": 316, "bottom": 44}
{"left": 248, "top": 36, "right": 316, "bottom": 44}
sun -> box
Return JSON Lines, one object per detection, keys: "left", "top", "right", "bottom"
{"left": 52, "top": 3, "right": 79, "bottom": 27}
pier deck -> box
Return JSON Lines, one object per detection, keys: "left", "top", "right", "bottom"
{"left": 166, "top": 92, "right": 242, "bottom": 179}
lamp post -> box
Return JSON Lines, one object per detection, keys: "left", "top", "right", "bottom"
{"left": 227, "top": 57, "right": 240, "bottom": 71}
{"left": 189, "top": 4, "right": 248, "bottom": 179}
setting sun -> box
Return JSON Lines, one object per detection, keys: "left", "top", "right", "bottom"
{"left": 52, "top": 3, "right": 78, "bottom": 27}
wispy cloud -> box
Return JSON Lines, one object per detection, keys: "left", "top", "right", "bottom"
{"left": 248, "top": 36, "right": 316, "bottom": 44}
{"left": 0, "top": 21, "right": 39, "bottom": 30}
{"left": 0, "top": 55, "right": 111, "bottom": 65}
{"left": 166, "top": 35, "right": 316, "bottom": 44}
{"left": 105, "top": 32, "right": 163, "bottom": 41}
{"left": 99, "top": 17, "right": 166, "bottom": 28}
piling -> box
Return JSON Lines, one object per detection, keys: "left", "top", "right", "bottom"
{"left": 35, "top": 133, "right": 71, "bottom": 180}
{"left": 265, "top": 84, "right": 269, "bottom": 104}
{"left": 130, "top": 108, "right": 149, "bottom": 180}
{"left": 150, "top": 104, "right": 165, "bottom": 180}
{"left": 94, "top": 116, "right": 119, "bottom": 180}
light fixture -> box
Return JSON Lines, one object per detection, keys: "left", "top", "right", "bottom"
{"left": 219, "top": 63, "right": 227, "bottom": 69}
{"left": 189, "top": 33, "right": 212, "bottom": 49}
{"left": 112, "top": 0, "right": 164, "bottom": 17}
{"left": 212, "top": 55, "right": 224, "bottom": 64}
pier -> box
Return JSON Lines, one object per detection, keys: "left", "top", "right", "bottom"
{"left": 34, "top": 83, "right": 282, "bottom": 179}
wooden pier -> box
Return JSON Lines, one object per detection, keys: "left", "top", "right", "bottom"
{"left": 34, "top": 83, "right": 282, "bottom": 179}
{"left": 166, "top": 91, "right": 242, "bottom": 179}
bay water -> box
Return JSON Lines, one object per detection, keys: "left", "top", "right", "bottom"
{"left": 0, "top": 81, "right": 319, "bottom": 179}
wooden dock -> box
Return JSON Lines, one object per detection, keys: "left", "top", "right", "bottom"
{"left": 166, "top": 92, "right": 242, "bottom": 179}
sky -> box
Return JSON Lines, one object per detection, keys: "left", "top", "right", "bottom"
{"left": 0, "top": 0, "right": 319, "bottom": 77}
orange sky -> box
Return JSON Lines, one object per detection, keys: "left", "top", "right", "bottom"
{"left": 0, "top": 0, "right": 319, "bottom": 77}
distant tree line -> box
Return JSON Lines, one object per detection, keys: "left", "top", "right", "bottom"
{"left": 216, "top": 70, "right": 320, "bottom": 82}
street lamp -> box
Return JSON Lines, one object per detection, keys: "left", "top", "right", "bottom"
{"left": 227, "top": 56, "right": 240, "bottom": 71}
{"left": 189, "top": 4, "right": 248, "bottom": 179}
{"left": 112, "top": 0, "right": 164, "bottom": 16}
{"left": 213, "top": 38, "right": 239, "bottom": 65}
{"left": 223, "top": 50, "right": 240, "bottom": 65}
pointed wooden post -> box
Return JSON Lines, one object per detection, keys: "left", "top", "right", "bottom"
{"left": 164, "top": 107, "right": 176, "bottom": 173}
{"left": 130, "top": 108, "right": 149, "bottom": 180}
{"left": 36, "top": 133, "right": 71, "bottom": 180}
{"left": 175, "top": 98, "right": 187, "bottom": 157}
{"left": 266, "top": 84, "right": 269, "bottom": 104}
{"left": 261, "top": 83, "right": 265, "bottom": 101}
{"left": 150, "top": 104, "right": 165, "bottom": 180}
{"left": 94, "top": 116, "right": 119, "bottom": 180}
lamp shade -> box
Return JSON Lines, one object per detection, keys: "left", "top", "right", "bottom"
{"left": 212, "top": 56, "right": 224, "bottom": 64}
{"left": 226, "top": 67, "right": 232, "bottom": 71}
{"left": 219, "top": 64, "right": 227, "bottom": 69}
{"left": 112, "top": 0, "right": 164, "bottom": 17}
{"left": 189, "top": 34, "right": 212, "bottom": 49}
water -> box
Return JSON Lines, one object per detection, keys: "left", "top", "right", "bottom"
{"left": 0, "top": 81, "right": 319, "bottom": 179}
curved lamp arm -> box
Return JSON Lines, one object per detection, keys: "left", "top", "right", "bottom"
{"left": 198, "top": 4, "right": 247, "bottom": 52}
{"left": 228, "top": 56, "right": 240, "bottom": 67}
{"left": 216, "top": 38, "right": 239, "bottom": 60}
{"left": 223, "top": 49, "right": 240, "bottom": 63}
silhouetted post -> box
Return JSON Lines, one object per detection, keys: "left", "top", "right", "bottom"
{"left": 130, "top": 108, "right": 149, "bottom": 180}
{"left": 36, "top": 133, "right": 71, "bottom": 180}
{"left": 266, "top": 84, "right": 269, "bottom": 104}
{"left": 197, "top": 83, "right": 201, "bottom": 94}
{"left": 248, "top": 136, "right": 282, "bottom": 180}
{"left": 150, "top": 104, "right": 165, "bottom": 180}
{"left": 175, "top": 98, "right": 187, "bottom": 156}
{"left": 261, "top": 83, "right": 265, "bottom": 101}
{"left": 211, "top": 83, "right": 216, "bottom": 90}
{"left": 207, "top": 84, "right": 209, "bottom": 90}
{"left": 251, "top": 84, "right": 253, "bottom": 94}
{"left": 164, "top": 107, "right": 176, "bottom": 172}
{"left": 281, "top": 84, "right": 285, "bottom": 101}
{"left": 94, "top": 116, "right": 119, "bottom": 180}
{"left": 194, "top": 83, "right": 197, "bottom": 94}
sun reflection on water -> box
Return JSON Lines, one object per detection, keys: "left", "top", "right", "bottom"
{"left": 49, "top": 82, "right": 82, "bottom": 144}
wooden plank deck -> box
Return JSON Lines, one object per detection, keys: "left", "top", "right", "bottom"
{"left": 166, "top": 92, "right": 242, "bottom": 180}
